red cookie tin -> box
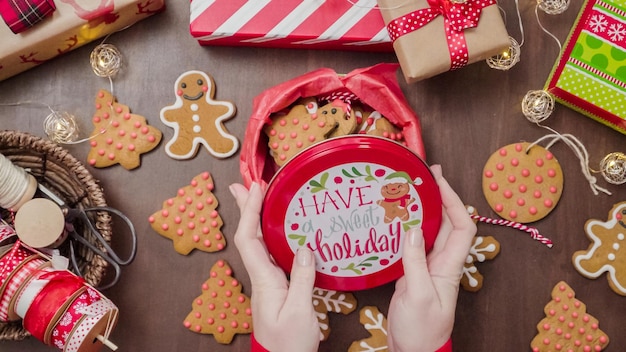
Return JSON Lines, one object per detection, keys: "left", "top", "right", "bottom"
{"left": 261, "top": 135, "right": 442, "bottom": 291}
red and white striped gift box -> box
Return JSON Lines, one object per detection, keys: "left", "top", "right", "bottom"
{"left": 189, "top": 0, "right": 393, "bottom": 51}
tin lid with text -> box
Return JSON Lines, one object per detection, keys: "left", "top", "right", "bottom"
{"left": 261, "top": 135, "right": 442, "bottom": 291}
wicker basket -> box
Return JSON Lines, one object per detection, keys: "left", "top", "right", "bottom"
{"left": 0, "top": 130, "right": 111, "bottom": 341}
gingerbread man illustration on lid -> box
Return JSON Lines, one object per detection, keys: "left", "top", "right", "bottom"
{"left": 161, "top": 70, "right": 239, "bottom": 159}
{"left": 376, "top": 172, "right": 421, "bottom": 223}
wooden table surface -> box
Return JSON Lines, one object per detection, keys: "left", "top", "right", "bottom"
{"left": 1, "top": 0, "right": 625, "bottom": 351}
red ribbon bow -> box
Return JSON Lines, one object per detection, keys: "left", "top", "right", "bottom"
{"left": 386, "top": 0, "right": 496, "bottom": 70}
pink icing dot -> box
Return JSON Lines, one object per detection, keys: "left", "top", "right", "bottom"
{"left": 521, "top": 169, "right": 531, "bottom": 177}
{"left": 503, "top": 190, "right": 513, "bottom": 199}
{"left": 269, "top": 129, "right": 277, "bottom": 136}
{"left": 174, "top": 216, "right": 182, "bottom": 224}
{"left": 517, "top": 199, "right": 525, "bottom": 206}
{"left": 217, "top": 243, "right": 224, "bottom": 250}
{"left": 535, "top": 175, "right": 543, "bottom": 184}
{"left": 544, "top": 199, "right": 554, "bottom": 208}
{"left": 529, "top": 206, "right": 538, "bottom": 215}
{"left": 546, "top": 152, "right": 554, "bottom": 160}
{"left": 534, "top": 191, "right": 542, "bottom": 198}
{"left": 204, "top": 239, "right": 211, "bottom": 247}
{"left": 519, "top": 184, "right": 527, "bottom": 193}
{"left": 495, "top": 204, "right": 504, "bottom": 212}
{"left": 508, "top": 210, "right": 517, "bottom": 218}
{"left": 217, "top": 326, "right": 225, "bottom": 333}
{"left": 550, "top": 186, "right": 558, "bottom": 193}
{"left": 543, "top": 338, "right": 550, "bottom": 345}
{"left": 279, "top": 119, "right": 287, "bottom": 126}
{"left": 207, "top": 318, "right": 214, "bottom": 325}
{"left": 302, "top": 124, "right": 309, "bottom": 130}
{"left": 188, "top": 222, "right": 196, "bottom": 229}
{"left": 507, "top": 175, "right": 516, "bottom": 183}
{"left": 183, "top": 321, "right": 191, "bottom": 328}
{"left": 278, "top": 133, "right": 285, "bottom": 140}
{"left": 128, "top": 144, "right": 135, "bottom": 151}
{"left": 511, "top": 158, "right": 519, "bottom": 166}
{"left": 496, "top": 163, "right": 504, "bottom": 171}
{"left": 484, "top": 170, "right": 493, "bottom": 177}
{"left": 543, "top": 323, "right": 551, "bottom": 330}
{"left": 489, "top": 182, "right": 498, "bottom": 191}
{"left": 308, "top": 135, "right": 316, "bottom": 142}
{"left": 548, "top": 169, "right": 556, "bottom": 177}
{"left": 499, "top": 148, "right": 507, "bottom": 156}
{"left": 192, "top": 235, "right": 199, "bottom": 242}
{"left": 231, "top": 321, "right": 238, "bottom": 328}
{"left": 515, "top": 144, "right": 523, "bottom": 152}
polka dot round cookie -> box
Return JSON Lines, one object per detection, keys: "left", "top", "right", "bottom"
{"left": 482, "top": 142, "right": 563, "bottom": 223}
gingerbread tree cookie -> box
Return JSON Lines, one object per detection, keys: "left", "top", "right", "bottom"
{"left": 183, "top": 260, "right": 252, "bottom": 344}
{"left": 348, "top": 306, "right": 388, "bottom": 352}
{"left": 148, "top": 172, "right": 225, "bottom": 255}
{"left": 312, "top": 288, "right": 357, "bottom": 341}
{"left": 87, "top": 89, "right": 162, "bottom": 169}
{"left": 573, "top": 201, "right": 626, "bottom": 296}
{"left": 530, "top": 281, "right": 609, "bottom": 351}
{"left": 462, "top": 206, "right": 501, "bottom": 292}
{"left": 264, "top": 98, "right": 343, "bottom": 166}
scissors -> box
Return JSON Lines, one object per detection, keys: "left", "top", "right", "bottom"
{"left": 37, "top": 183, "right": 137, "bottom": 290}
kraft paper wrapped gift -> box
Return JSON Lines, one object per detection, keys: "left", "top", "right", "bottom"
{"left": 0, "top": 0, "right": 165, "bottom": 82}
{"left": 190, "top": 0, "right": 393, "bottom": 52}
{"left": 545, "top": 0, "right": 626, "bottom": 135}
{"left": 377, "top": 0, "right": 510, "bottom": 83}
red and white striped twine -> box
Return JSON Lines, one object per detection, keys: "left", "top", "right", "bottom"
{"left": 470, "top": 214, "right": 553, "bottom": 248}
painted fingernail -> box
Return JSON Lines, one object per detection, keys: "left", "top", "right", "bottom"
{"left": 408, "top": 228, "right": 423, "bottom": 247}
{"left": 297, "top": 247, "right": 313, "bottom": 266}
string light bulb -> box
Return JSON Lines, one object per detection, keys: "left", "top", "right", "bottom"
{"left": 486, "top": 36, "right": 521, "bottom": 70}
{"left": 599, "top": 152, "right": 626, "bottom": 185}
{"left": 90, "top": 43, "right": 122, "bottom": 78}
{"left": 521, "top": 90, "right": 555, "bottom": 123}
{"left": 43, "top": 110, "right": 80, "bottom": 144}
{"left": 537, "top": 0, "right": 570, "bottom": 15}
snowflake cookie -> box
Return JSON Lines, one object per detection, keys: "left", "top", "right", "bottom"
{"left": 462, "top": 206, "right": 501, "bottom": 292}
{"left": 572, "top": 201, "right": 626, "bottom": 296}
{"left": 348, "top": 306, "right": 388, "bottom": 352}
{"left": 312, "top": 288, "right": 357, "bottom": 341}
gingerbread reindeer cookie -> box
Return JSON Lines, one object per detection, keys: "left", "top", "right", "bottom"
{"left": 161, "top": 70, "right": 239, "bottom": 159}
{"left": 573, "top": 201, "right": 626, "bottom": 296}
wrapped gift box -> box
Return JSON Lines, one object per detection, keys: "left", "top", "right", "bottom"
{"left": 189, "top": 0, "right": 393, "bottom": 52}
{"left": 0, "top": 0, "right": 165, "bottom": 81}
{"left": 377, "top": 0, "right": 510, "bottom": 83}
{"left": 545, "top": 0, "right": 626, "bottom": 135}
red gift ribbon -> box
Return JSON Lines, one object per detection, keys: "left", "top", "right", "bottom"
{"left": 0, "top": 0, "right": 56, "bottom": 34}
{"left": 23, "top": 270, "right": 85, "bottom": 342}
{"left": 386, "top": 0, "right": 496, "bottom": 70}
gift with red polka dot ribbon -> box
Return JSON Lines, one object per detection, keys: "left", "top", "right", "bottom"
{"left": 386, "top": 0, "right": 496, "bottom": 70}
{"left": 377, "top": 0, "right": 510, "bottom": 82}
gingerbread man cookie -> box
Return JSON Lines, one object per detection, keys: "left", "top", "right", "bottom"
{"left": 161, "top": 70, "right": 239, "bottom": 159}
{"left": 263, "top": 99, "right": 341, "bottom": 166}
{"left": 482, "top": 142, "right": 563, "bottom": 223}
{"left": 462, "top": 206, "right": 501, "bottom": 292}
{"left": 312, "top": 288, "right": 357, "bottom": 341}
{"left": 530, "top": 281, "right": 609, "bottom": 351}
{"left": 87, "top": 89, "right": 162, "bottom": 169}
{"left": 573, "top": 201, "right": 626, "bottom": 296}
